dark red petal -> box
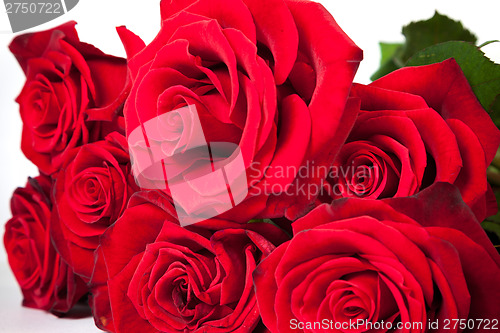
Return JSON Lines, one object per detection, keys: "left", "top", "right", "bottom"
{"left": 210, "top": 229, "right": 252, "bottom": 305}
{"left": 20, "top": 126, "right": 55, "bottom": 175}
{"left": 9, "top": 21, "right": 80, "bottom": 73}
{"left": 286, "top": 0, "right": 362, "bottom": 157}
{"left": 428, "top": 227, "right": 500, "bottom": 320}
{"left": 243, "top": 0, "right": 298, "bottom": 84}
{"left": 127, "top": 11, "right": 209, "bottom": 79}
{"left": 386, "top": 182, "right": 500, "bottom": 267}
{"left": 447, "top": 119, "right": 487, "bottom": 212}
{"left": 117, "top": 26, "right": 146, "bottom": 59}
{"left": 351, "top": 83, "right": 429, "bottom": 111}
{"left": 405, "top": 108, "right": 462, "bottom": 184}
{"left": 160, "top": 0, "right": 197, "bottom": 20}
{"left": 371, "top": 59, "right": 500, "bottom": 165}
{"left": 292, "top": 200, "right": 415, "bottom": 235}
{"left": 182, "top": 0, "right": 257, "bottom": 45}
{"left": 100, "top": 202, "right": 176, "bottom": 278}
{"left": 107, "top": 255, "right": 156, "bottom": 333}
{"left": 253, "top": 243, "right": 289, "bottom": 333}
{"left": 261, "top": 94, "right": 311, "bottom": 189}
{"left": 89, "top": 281, "right": 115, "bottom": 332}
{"left": 86, "top": 55, "right": 127, "bottom": 108}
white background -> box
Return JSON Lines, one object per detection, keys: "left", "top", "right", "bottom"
{"left": 0, "top": 0, "right": 499, "bottom": 332}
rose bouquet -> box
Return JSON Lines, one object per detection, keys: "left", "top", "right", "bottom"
{"left": 3, "top": 0, "right": 500, "bottom": 332}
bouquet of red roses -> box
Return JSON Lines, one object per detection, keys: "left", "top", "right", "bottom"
{"left": 3, "top": 0, "right": 500, "bottom": 332}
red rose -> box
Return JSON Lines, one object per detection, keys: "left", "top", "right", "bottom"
{"left": 3, "top": 176, "right": 87, "bottom": 314}
{"left": 324, "top": 59, "right": 500, "bottom": 221}
{"left": 51, "top": 132, "right": 138, "bottom": 280}
{"left": 254, "top": 183, "right": 500, "bottom": 332}
{"left": 93, "top": 191, "right": 288, "bottom": 332}
{"left": 120, "top": 0, "right": 362, "bottom": 222}
{"left": 9, "top": 21, "right": 129, "bottom": 175}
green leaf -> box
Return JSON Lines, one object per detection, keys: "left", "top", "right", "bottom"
{"left": 482, "top": 221, "right": 500, "bottom": 247}
{"left": 249, "top": 218, "right": 277, "bottom": 226}
{"left": 491, "top": 95, "right": 500, "bottom": 128}
{"left": 484, "top": 185, "right": 500, "bottom": 227}
{"left": 400, "top": 11, "right": 477, "bottom": 62}
{"left": 370, "top": 59, "right": 400, "bottom": 81}
{"left": 371, "top": 11, "right": 477, "bottom": 80}
{"left": 479, "top": 40, "right": 499, "bottom": 48}
{"left": 248, "top": 218, "right": 292, "bottom": 238}
{"left": 370, "top": 43, "right": 403, "bottom": 81}
{"left": 483, "top": 221, "right": 500, "bottom": 235}
{"left": 379, "top": 42, "right": 403, "bottom": 64}
{"left": 407, "top": 41, "right": 500, "bottom": 117}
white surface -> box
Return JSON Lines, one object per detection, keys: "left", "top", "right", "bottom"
{"left": 0, "top": 1, "right": 499, "bottom": 332}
